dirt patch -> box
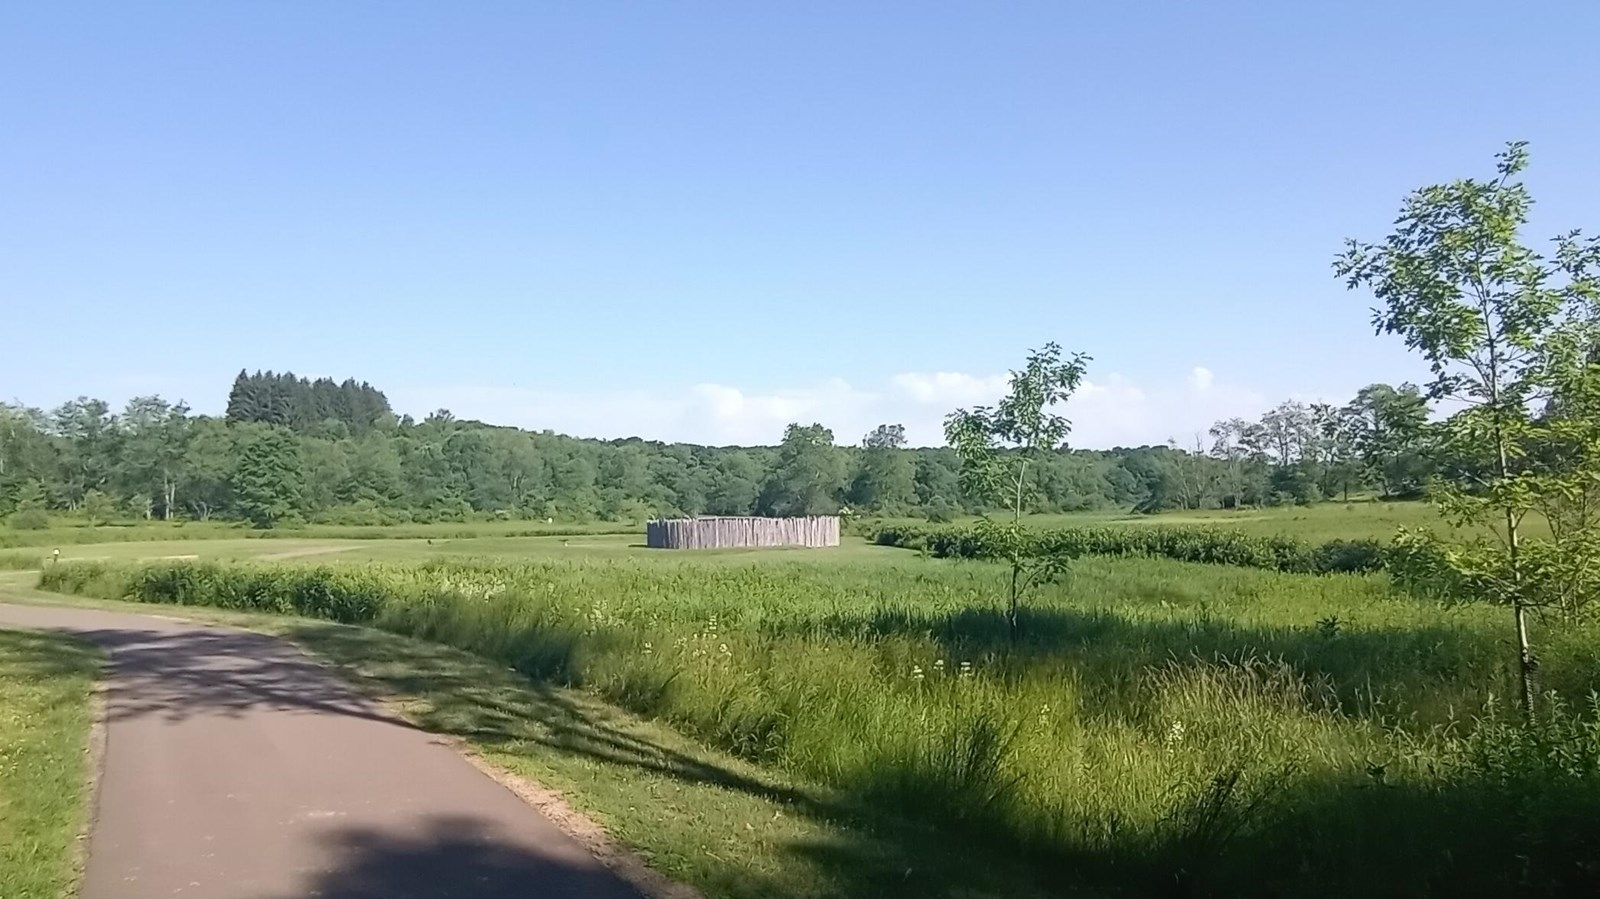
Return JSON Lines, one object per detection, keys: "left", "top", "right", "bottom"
{"left": 256, "top": 545, "right": 360, "bottom": 561}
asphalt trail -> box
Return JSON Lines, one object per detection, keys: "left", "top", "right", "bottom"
{"left": 0, "top": 601, "right": 642, "bottom": 899}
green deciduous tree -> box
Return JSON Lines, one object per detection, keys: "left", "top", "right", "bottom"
{"left": 50, "top": 397, "right": 116, "bottom": 508}
{"left": 181, "top": 418, "right": 236, "bottom": 520}
{"left": 945, "top": 342, "right": 1090, "bottom": 634}
{"left": 120, "top": 396, "right": 192, "bottom": 519}
{"left": 850, "top": 423, "right": 917, "bottom": 513}
{"left": 1345, "top": 383, "right": 1431, "bottom": 498}
{"left": 706, "top": 451, "right": 763, "bottom": 515}
{"left": 760, "top": 424, "right": 847, "bottom": 517}
{"left": 1310, "top": 402, "right": 1363, "bottom": 502}
{"left": 7, "top": 479, "right": 50, "bottom": 530}
{"left": 82, "top": 488, "right": 116, "bottom": 526}
{"left": 1336, "top": 140, "right": 1600, "bottom": 716}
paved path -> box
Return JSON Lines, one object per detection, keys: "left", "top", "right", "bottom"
{"left": 0, "top": 601, "right": 643, "bottom": 899}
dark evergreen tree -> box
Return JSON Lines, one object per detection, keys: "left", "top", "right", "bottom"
{"left": 230, "top": 425, "right": 303, "bottom": 528}
{"left": 223, "top": 370, "right": 391, "bottom": 433}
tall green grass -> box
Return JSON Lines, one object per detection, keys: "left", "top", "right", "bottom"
{"left": 0, "top": 551, "right": 47, "bottom": 570}
{"left": 39, "top": 555, "right": 1600, "bottom": 896}
{"left": 0, "top": 631, "right": 100, "bottom": 899}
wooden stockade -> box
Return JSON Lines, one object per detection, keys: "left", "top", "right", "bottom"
{"left": 646, "top": 515, "right": 841, "bottom": 550}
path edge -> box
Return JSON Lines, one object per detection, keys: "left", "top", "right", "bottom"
{"left": 454, "top": 743, "right": 706, "bottom": 899}
{"left": 72, "top": 651, "right": 110, "bottom": 893}
{"left": 282, "top": 633, "right": 706, "bottom": 899}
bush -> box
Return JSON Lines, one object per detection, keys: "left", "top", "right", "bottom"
{"left": 924, "top": 497, "right": 958, "bottom": 523}
{"left": 867, "top": 522, "right": 1386, "bottom": 575}
{"left": 8, "top": 510, "right": 50, "bottom": 531}
{"left": 1314, "top": 539, "right": 1386, "bottom": 575}
{"left": 38, "top": 560, "right": 386, "bottom": 623}
{"left": 1384, "top": 528, "right": 1600, "bottom": 621}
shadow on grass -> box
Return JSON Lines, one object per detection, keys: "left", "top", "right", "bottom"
{"left": 286, "top": 622, "right": 1066, "bottom": 899}
{"left": 1174, "top": 765, "right": 1600, "bottom": 899}
{"left": 0, "top": 628, "right": 100, "bottom": 679}
{"left": 289, "top": 618, "right": 1600, "bottom": 899}
{"left": 789, "top": 603, "right": 1580, "bottom": 725}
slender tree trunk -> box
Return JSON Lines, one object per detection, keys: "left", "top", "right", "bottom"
{"left": 1487, "top": 336, "right": 1536, "bottom": 718}
{"left": 1501, "top": 450, "right": 1536, "bottom": 717}
{"left": 1008, "top": 559, "right": 1019, "bottom": 634}
{"left": 1013, "top": 459, "right": 1027, "bottom": 526}
{"left": 1008, "top": 460, "right": 1027, "bottom": 637}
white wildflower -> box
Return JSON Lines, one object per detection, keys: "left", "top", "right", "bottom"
{"left": 1164, "top": 720, "right": 1186, "bottom": 748}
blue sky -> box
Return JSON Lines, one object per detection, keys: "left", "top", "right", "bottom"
{"left": 4, "top": 1, "right": 1598, "bottom": 447}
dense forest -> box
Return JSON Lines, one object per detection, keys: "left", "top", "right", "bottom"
{"left": 0, "top": 370, "right": 1435, "bottom": 528}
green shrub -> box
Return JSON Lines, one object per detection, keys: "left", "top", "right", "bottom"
{"left": 7, "top": 510, "right": 50, "bottom": 531}
{"left": 869, "top": 522, "right": 1385, "bottom": 575}
{"left": 0, "top": 551, "right": 43, "bottom": 570}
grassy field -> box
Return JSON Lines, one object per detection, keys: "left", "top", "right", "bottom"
{"left": 0, "top": 500, "right": 1493, "bottom": 573}
{"left": 0, "top": 628, "right": 100, "bottom": 899}
{"left": 8, "top": 500, "right": 1597, "bottom": 896}
{"left": 0, "top": 517, "right": 640, "bottom": 550}
{"left": 0, "top": 533, "right": 905, "bottom": 572}
{"left": 33, "top": 541, "right": 1600, "bottom": 897}
{"left": 3, "top": 499, "right": 1496, "bottom": 557}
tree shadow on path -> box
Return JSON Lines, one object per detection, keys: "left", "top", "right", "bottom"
{"left": 51, "top": 624, "right": 413, "bottom": 727}
{"left": 249, "top": 813, "right": 643, "bottom": 899}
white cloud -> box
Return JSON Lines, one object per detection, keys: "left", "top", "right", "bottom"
{"left": 393, "top": 365, "right": 1283, "bottom": 449}
{"left": 890, "top": 371, "right": 1009, "bottom": 405}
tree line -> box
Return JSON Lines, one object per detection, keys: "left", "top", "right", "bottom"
{"left": 2, "top": 379, "right": 1434, "bottom": 529}
{"left": 1190, "top": 382, "right": 1432, "bottom": 510}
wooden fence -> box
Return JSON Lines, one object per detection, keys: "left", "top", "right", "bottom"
{"left": 645, "top": 515, "right": 841, "bottom": 549}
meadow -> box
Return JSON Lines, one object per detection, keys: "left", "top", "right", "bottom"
{"left": 0, "top": 517, "right": 640, "bottom": 550}
{"left": 0, "top": 498, "right": 1498, "bottom": 562}
{"left": 24, "top": 502, "right": 1600, "bottom": 898}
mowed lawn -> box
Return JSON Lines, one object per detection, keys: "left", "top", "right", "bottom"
{"left": 0, "top": 629, "right": 100, "bottom": 899}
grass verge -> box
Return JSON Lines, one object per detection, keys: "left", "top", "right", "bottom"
{"left": 0, "top": 627, "right": 100, "bottom": 899}
{"left": 0, "top": 574, "right": 1055, "bottom": 899}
